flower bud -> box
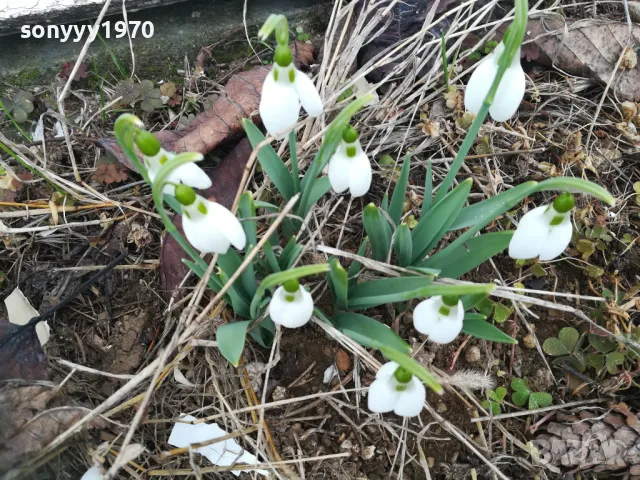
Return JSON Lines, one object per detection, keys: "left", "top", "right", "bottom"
{"left": 135, "top": 131, "right": 161, "bottom": 156}
{"left": 175, "top": 184, "right": 196, "bottom": 206}
{"left": 342, "top": 125, "right": 359, "bottom": 143}
{"left": 274, "top": 45, "right": 293, "bottom": 67}
{"left": 552, "top": 192, "right": 575, "bottom": 214}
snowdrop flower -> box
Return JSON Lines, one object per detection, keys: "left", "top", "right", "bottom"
{"left": 135, "top": 131, "right": 211, "bottom": 195}
{"left": 509, "top": 192, "right": 574, "bottom": 261}
{"left": 174, "top": 185, "right": 246, "bottom": 254}
{"left": 413, "top": 295, "right": 463, "bottom": 344}
{"left": 268, "top": 279, "right": 314, "bottom": 328}
{"left": 464, "top": 41, "right": 525, "bottom": 122}
{"left": 259, "top": 45, "right": 323, "bottom": 139}
{"left": 368, "top": 361, "right": 425, "bottom": 417}
{"left": 327, "top": 125, "right": 372, "bottom": 197}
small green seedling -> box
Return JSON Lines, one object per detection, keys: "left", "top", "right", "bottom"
{"left": 482, "top": 386, "right": 507, "bottom": 415}
{"left": 511, "top": 378, "right": 552, "bottom": 410}
{"left": 1, "top": 91, "right": 34, "bottom": 123}
{"left": 295, "top": 26, "right": 310, "bottom": 43}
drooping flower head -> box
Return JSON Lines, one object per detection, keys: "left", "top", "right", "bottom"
{"left": 327, "top": 125, "right": 372, "bottom": 198}
{"left": 174, "top": 184, "right": 246, "bottom": 254}
{"left": 268, "top": 278, "right": 314, "bottom": 328}
{"left": 413, "top": 295, "right": 463, "bottom": 344}
{"left": 464, "top": 39, "right": 525, "bottom": 122}
{"left": 258, "top": 15, "right": 323, "bottom": 139}
{"left": 509, "top": 192, "right": 575, "bottom": 261}
{"left": 368, "top": 361, "right": 425, "bottom": 417}
{"left": 135, "top": 131, "right": 212, "bottom": 195}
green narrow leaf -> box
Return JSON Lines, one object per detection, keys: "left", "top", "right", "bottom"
{"left": 300, "top": 175, "right": 332, "bottom": 216}
{"left": 263, "top": 240, "right": 281, "bottom": 274}
{"left": 461, "top": 293, "right": 488, "bottom": 310}
{"left": 238, "top": 192, "right": 257, "bottom": 247}
{"left": 218, "top": 269, "right": 251, "bottom": 318}
{"left": 349, "top": 276, "right": 434, "bottom": 301}
{"left": 328, "top": 258, "right": 349, "bottom": 311}
{"left": 217, "top": 250, "right": 250, "bottom": 301}
{"left": 378, "top": 345, "right": 443, "bottom": 394}
{"left": 422, "top": 159, "right": 433, "bottom": 216}
{"left": 462, "top": 317, "right": 517, "bottom": 344}
{"left": 217, "top": 321, "right": 251, "bottom": 366}
{"left": 250, "top": 264, "right": 330, "bottom": 319}
{"left": 463, "top": 313, "right": 487, "bottom": 321}
{"left": 421, "top": 231, "right": 514, "bottom": 279}
{"left": 243, "top": 118, "right": 295, "bottom": 200}
{"left": 347, "top": 237, "right": 369, "bottom": 288}
{"left": 349, "top": 280, "right": 493, "bottom": 310}
{"left": 393, "top": 223, "right": 413, "bottom": 267}
{"left": 405, "top": 266, "right": 441, "bottom": 276}
{"left": 241, "top": 245, "right": 258, "bottom": 298}
{"left": 388, "top": 155, "right": 411, "bottom": 226}
{"left": 248, "top": 317, "right": 275, "bottom": 348}
{"left": 279, "top": 236, "right": 298, "bottom": 270}
{"left": 362, "top": 203, "right": 392, "bottom": 261}
{"left": 381, "top": 193, "right": 389, "bottom": 213}
{"left": 333, "top": 312, "right": 410, "bottom": 354}
{"left": 411, "top": 179, "right": 472, "bottom": 263}
{"left": 289, "top": 130, "right": 300, "bottom": 193}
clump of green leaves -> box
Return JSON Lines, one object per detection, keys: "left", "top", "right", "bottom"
{"left": 543, "top": 323, "right": 639, "bottom": 378}
{"left": 1, "top": 91, "right": 34, "bottom": 123}
{"left": 542, "top": 327, "right": 587, "bottom": 372}
{"left": 295, "top": 26, "right": 310, "bottom": 43}
{"left": 474, "top": 297, "right": 513, "bottom": 324}
{"left": 482, "top": 386, "right": 507, "bottom": 415}
{"left": 114, "top": 79, "right": 163, "bottom": 112}
{"left": 511, "top": 378, "right": 552, "bottom": 410}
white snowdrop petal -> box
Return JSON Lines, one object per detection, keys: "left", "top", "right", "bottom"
{"left": 293, "top": 69, "right": 324, "bottom": 117}
{"left": 259, "top": 70, "right": 300, "bottom": 139}
{"left": 207, "top": 201, "right": 247, "bottom": 251}
{"left": 348, "top": 150, "right": 372, "bottom": 198}
{"left": 508, "top": 206, "right": 548, "bottom": 260}
{"left": 174, "top": 162, "right": 213, "bottom": 190}
{"left": 183, "top": 213, "right": 231, "bottom": 254}
{"left": 464, "top": 55, "right": 498, "bottom": 115}
{"left": 367, "top": 377, "right": 398, "bottom": 413}
{"left": 394, "top": 378, "right": 426, "bottom": 417}
{"left": 268, "top": 287, "right": 314, "bottom": 328}
{"left": 327, "top": 146, "right": 351, "bottom": 193}
{"left": 376, "top": 361, "right": 400, "bottom": 379}
{"left": 413, "top": 296, "right": 463, "bottom": 344}
{"left": 81, "top": 466, "right": 103, "bottom": 480}
{"left": 412, "top": 297, "right": 441, "bottom": 335}
{"left": 489, "top": 60, "right": 526, "bottom": 122}
{"left": 538, "top": 214, "right": 573, "bottom": 261}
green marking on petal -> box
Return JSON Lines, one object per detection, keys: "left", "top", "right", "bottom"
{"left": 197, "top": 201, "right": 208, "bottom": 214}
{"left": 438, "top": 305, "right": 451, "bottom": 316}
{"left": 159, "top": 155, "right": 168, "bottom": 165}
{"left": 288, "top": 68, "right": 295, "bottom": 84}
{"left": 273, "top": 69, "right": 279, "bottom": 82}
{"left": 346, "top": 146, "right": 356, "bottom": 158}
{"left": 550, "top": 215, "right": 565, "bottom": 226}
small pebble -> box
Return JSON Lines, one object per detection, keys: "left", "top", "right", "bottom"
{"left": 336, "top": 349, "right": 352, "bottom": 371}
{"left": 340, "top": 439, "right": 353, "bottom": 450}
{"left": 362, "top": 445, "right": 376, "bottom": 460}
{"left": 465, "top": 346, "right": 482, "bottom": 364}
{"left": 437, "top": 401, "right": 448, "bottom": 413}
{"left": 523, "top": 333, "right": 537, "bottom": 349}
{"left": 272, "top": 386, "right": 287, "bottom": 401}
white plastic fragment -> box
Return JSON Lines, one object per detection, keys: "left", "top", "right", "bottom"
{"left": 168, "top": 415, "right": 268, "bottom": 477}
{"left": 323, "top": 364, "right": 339, "bottom": 385}
{"left": 5, "top": 287, "right": 50, "bottom": 346}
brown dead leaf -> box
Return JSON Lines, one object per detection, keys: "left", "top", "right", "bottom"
{"left": 526, "top": 18, "right": 640, "bottom": 101}
{"left": 92, "top": 162, "right": 129, "bottom": 185}
{"left": 292, "top": 40, "right": 316, "bottom": 69}
{"left": 160, "top": 139, "right": 253, "bottom": 298}
{"left": 0, "top": 321, "right": 48, "bottom": 381}
{"left": 0, "top": 384, "right": 105, "bottom": 474}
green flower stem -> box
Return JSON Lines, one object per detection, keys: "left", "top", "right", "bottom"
{"left": 435, "top": 0, "right": 528, "bottom": 203}
{"left": 258, "top": 14, "right": 289, "bottom": 46}
{"left": 114, "top": 114, "right": 151, "bottom": 185}
{"left": 289, "top": 130, "right": 300, "bottom": 193}
{"left": 152, "top": 153, "right": 209, "bottom": 270}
